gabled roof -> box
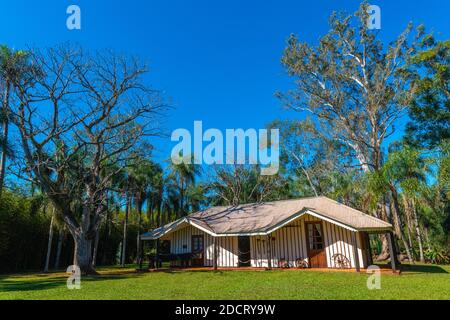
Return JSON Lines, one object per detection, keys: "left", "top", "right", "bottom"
{"left": 141, "top": 196, "right": 392, "bottom": 240}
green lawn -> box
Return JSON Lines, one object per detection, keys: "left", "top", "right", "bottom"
{"left": 1, "top": 264, "right": 449, "bottom": 300}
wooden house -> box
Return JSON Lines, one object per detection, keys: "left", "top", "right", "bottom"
{"left": 141, "top": 196, "right": 399, "bottom": 272}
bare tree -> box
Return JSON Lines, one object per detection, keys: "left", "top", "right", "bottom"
{"left": 12, "top": 45, "right": 167, "bottom": 274}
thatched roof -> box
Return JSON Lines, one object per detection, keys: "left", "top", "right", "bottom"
{"left": 141, "top": 196, "right": 392, "bottom": 240}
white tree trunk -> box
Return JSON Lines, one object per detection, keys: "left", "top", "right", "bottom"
{"left": 91, "top": 228, "right": 100, "bottom": 268}
{"left": 412, "top": 200, "right": 425, "bottom": 262}
{"left": 346, "top": 140, "right": 370, "bottom": 173}
{"left": 73, "top": 231, "right": 94, "bottom": 274}
{"left": 44, "top": 215, "right": 54, "bottom": 273}
{"left": 424, "top": 228, "right": 431, "bottom": 251}
{"left": 54, "top": 228, "right": 64, "bottom": 269}
{"left": 136, "top": 205, "right": 142, "bottom": 266}
{"left": 121, "top": 197, "right": 130, "bottom": 267}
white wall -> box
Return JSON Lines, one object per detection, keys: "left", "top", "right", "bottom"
{"left": 168, "top": 224, "right": 238, "bottom": 267}
{"left": 249, "top": 214, "right": 366, "bottom": 268}
{"left": 250, "top": 218, "right": 307, "bottom": 268}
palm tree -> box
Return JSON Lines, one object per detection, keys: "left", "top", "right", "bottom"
{"left": 128, "top": 158, "right": 156, "bottom": 266}
{"left": 146, "top": 164, "right": 164, "bottom": 228}
{"left": 118, "top": 157, "right": 162, "bottom": 267}
{"left": 154, "top": 172, "right": 165, "bottom": 227}
{"left": 0, "top": 46, "right": 28, "bottom": 196}
{"left": 121, "top": 188, "right": 131, "bottom": 267}
{"left": 92, "top": 163, "right": 123, "bottom": 268}
{"left": 383, "top": 146, "right": 430, "bottom": 262}
{"left": 167, "top": 156, "right": 201, "bottom": 217}
{"left": 206, "top": 164, "right": 287, "bottom": 206}
{"left": 186, "top": 184, "right": 207, "bottom": 212}
{"left": 99, "top": 165, "right": 128, "bottom": 267}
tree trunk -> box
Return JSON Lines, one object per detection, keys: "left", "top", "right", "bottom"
{"left": 136, "top": 200, "right": 142, "bottom": 266}
{"left": 389, "top": 185, "right": 413, "bottom": 263}
{"left": 157, "top": 200, "right": 162, "bottom": 228}
{"left": 406, "top": 226, "right": 413, "bottom": 250}
{"left": 102, "top": 207, "right": 111, "bottom": 265}
{"left": 374, "top": 202, "right": 390, "bottom": 261}
{"left": 402, "top": 195, "right": 414, "bottom": 249}
{"left": 44, "top": 215, "right": 54, "bottom": 273}
{"left": 118, "top": 204, "right": 123, "bottom": 265}
{"left": 0, "top": 82, "right": 10, "bottom": 197}
{"left": 148, "top": 196, "right": 153, "bottom": 227}
{"left": 375, "top": 233, "right": 390, "bottom": 261}
{"left": 166, "top": 205, "right": 171, "bottom": 225}
{"left": 73, "top": 231, "right": 96, "bottom": 274}
{"left": 54, "top": 228, "right": 64, "bottom": 269}
{"left": 352, "top": 144, "right": 390, "bottom": 261}
{"left": 121, "top": 196, "right": 130, "bottom": 267}
{"left": 91, "top": 228, "right": 100, "bottom": 268}
{"left": 412, "top": 199, "right": 425, "bottom": 262}
{"left": 424, "top": 227, "right": 431, "bottom": 251}
{"left": 179, "top": 177, "right": 184, "bottom": 218}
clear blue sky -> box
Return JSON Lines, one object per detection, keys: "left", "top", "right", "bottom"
{"left": 1, "top": 0, "right": 449, "bottom": 163}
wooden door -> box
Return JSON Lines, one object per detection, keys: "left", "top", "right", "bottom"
{"left": 191, "top": 235, "right": 204, "bottom": 267}
{"left": 306, "top": 222, "right": 327, "bottom": 268}
{"left": 238, "top": 236, "right": 251, "bottom": 267}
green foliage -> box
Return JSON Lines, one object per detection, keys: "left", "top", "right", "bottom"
{"left": 424, "top": 248, "right": 449, "bottom": 264}
{"left": 0, "top": 45, "right": 30, "bottom": 83}
{"left": 0, "top": 191, "right": 50, "bottom": 273}
{"left": 405, "top": 38, "right": 450, "bottom": 148}
{"left": 0, "top": 189, "right": 143, "bottom": 273}
{"left": 438, "top": 140, "right": 450, "bottom": 199}
{"left": 383, "top": 145, "right": 429, "bottom": 196}
{"left": 167, "top": 154, "right": 202, "bottom": 215}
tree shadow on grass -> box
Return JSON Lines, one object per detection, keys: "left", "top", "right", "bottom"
{"left": 401, "top": 264, "right": 448, "bottom": 274}
{"left": 144, "top": 268, "right": 228, "bottom": 276}
{"left": 0, "top": 278, "right": 67, "bottom": 292}
{"left": 0, "top": 271, "right": 147, "bottom": 293}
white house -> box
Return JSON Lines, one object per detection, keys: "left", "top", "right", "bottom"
{"left": 141, "top": 196, "right": 399, "bottom": 272}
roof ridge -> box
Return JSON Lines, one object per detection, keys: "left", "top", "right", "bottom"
{"left": 233, "top": 196, "right": 323, "bottom": 207}
{"left": 189, "top": 196, "right": 326, "bottom": 216}
{"left": 319, "top": 196, "right": 392, "bottom": 225}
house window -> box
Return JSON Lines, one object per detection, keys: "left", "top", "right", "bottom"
{"left": 308, "top": 223, "right": 324, "bottom": 250}
{"left": 192, "top": 235, "right": 204, "bottom": 253}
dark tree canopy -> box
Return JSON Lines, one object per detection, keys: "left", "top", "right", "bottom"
{"left": 405, "top": 37, "right": 450, "bottom": 148}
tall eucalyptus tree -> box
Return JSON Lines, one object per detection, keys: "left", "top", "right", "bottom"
{"left": 278, "top": 2, "right": 422, "bottom": 258}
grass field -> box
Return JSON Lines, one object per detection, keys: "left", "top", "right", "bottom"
{"left": 1, "top": 264, "right": 449, "bottom": 300}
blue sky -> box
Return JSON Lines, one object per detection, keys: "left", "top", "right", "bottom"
{"left": 1, "top": 0, "right": 449, "bottom": 163}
